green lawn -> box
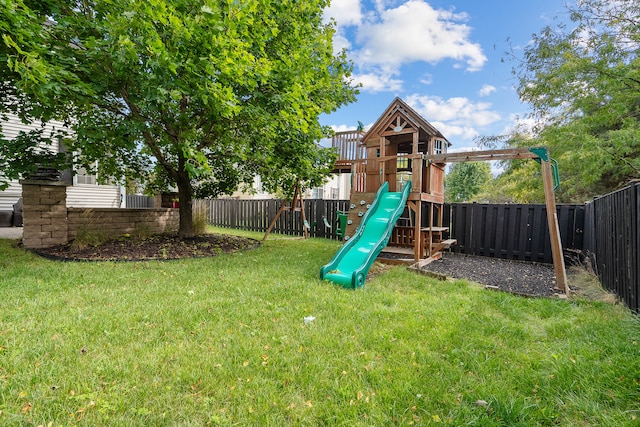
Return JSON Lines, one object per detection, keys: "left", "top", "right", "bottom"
{"left": 1, "top": 228, "right": 639, "bottom": 426}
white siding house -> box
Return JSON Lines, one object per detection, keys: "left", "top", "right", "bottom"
{"left": 0, "top": 181, "right": 22, "bottom": 211}
{"left": 0, "top": 113, "right": 123, "bottom": 210}
{"left": 227, "top": 175, "right": 274, "bottom": 200}
{"left": 224, "top": 173, "right": 352, "bottom": 201}
{"left": 304, "top": 173, "right": 351, "bottom": 200}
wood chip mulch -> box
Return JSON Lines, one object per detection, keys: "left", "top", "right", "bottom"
{"left": 31, "top": 233, "right": 260, "bottom": 262}
{"left": 420, "top": 252, "right": 559, "bottom": 297}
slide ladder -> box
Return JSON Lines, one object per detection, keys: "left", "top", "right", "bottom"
{"left": 320, "top": 181, "right": 411, "bottom": 289}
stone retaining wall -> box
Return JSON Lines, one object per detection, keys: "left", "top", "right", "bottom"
{"left": 67, "top": 208, "right": 179, "bottom": 240}
{"left": 20, "top": 179, "right": 179, "bottom": 249}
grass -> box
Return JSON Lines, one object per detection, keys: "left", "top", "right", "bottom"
{"left": 1, "top": 227, "right": 639, "bottom": 426}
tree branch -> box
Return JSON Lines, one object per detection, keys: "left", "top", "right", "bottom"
{"left": 120, "top": 88, "right": 178, "bottom": 181}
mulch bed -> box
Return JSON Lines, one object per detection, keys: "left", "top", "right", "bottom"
{"left": 32, "top": 233, "right": 260, "bottom": 262}
{"left": 419, "top": 252, "right": 559, "bottom": 297}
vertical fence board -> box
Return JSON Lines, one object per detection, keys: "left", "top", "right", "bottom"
{"left": 530, "top": 205, "right": 544, "bottom": 262}
{"left": 518, "top": 205, "right": 530, "bottom": 261}
{"left": 540, "top": 205, "right": 552, "bottom": 263}
{"left": 482, "top": 205, "right": 493, "bottom": 257}
{"left": 504, "top": 205, "right": 517, "bottom": 259}
{"left": 635, "top": 185, "right": 640, "bottom": 311}
{"left": 494, "top": 205, "right": 505, "bottom": 258}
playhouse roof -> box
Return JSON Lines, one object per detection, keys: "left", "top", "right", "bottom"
{"left": 362, "top": 97, "right": 450, "bottom": 147}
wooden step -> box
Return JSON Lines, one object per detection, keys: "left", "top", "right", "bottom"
{"left": 441, "top": 239, "right": 457, "bottom": 247}
{"left": 380, "top": 246, "right": 414, "bottom": 255}
{"left": 431, "top": 239, "right": 457, "bottom": 253}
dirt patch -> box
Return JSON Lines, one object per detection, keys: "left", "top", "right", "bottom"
{"left": 420, "top": 252, "right": 559, "bottom": 297}
{"left": 32, "top": 233, "right": 259, "bottom": 262}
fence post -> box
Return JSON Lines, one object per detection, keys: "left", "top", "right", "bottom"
{"left": 316, "top": 200, "right": 326, "bottom": 238}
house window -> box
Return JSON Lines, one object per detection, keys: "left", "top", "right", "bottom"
{"left": 434, "top": 139, "right": 446, "bottom": 154}
{"left": 331, "top": 187, "right": 339, "bottom": 200}
{"left": 75, "top": 164, "right": 97, "bottom": 185}
{"left": 311, "top": 187, "right": 324, "bottom": 199}
{"left": 57, "top": 140, "right": 72, "bottom": 184}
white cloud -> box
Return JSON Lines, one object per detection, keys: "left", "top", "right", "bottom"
{"left": 332, "top": 33, "right": 352, "bottom": 53}
{"left": 355, "top": 0, "right": 487, "bottom": 72}
{"left": 431, "top": 121, "right": 479, "bottom": 141}
{"left": 323, "top": 0, "right": 361, "bottom": 54}
{"left": 330, "top": 122, "right": 374, "bottom": 133}
{"left": 419, "top": 73, "right": 433, "bottom": 85}
{"left": 499, "top": 113, "right": 548, "bottom": 140}
{"left": 330, "top": 124, "right": 357, "bottom": 133}
{"left": 406, "top": 94, "right": 501, "bottom": 125}
{"left": 478, "top": 84, "right": 496, "bottom": 96}
{"left": 447, "top": 146, "right": 480, "bottom": 154}
{"left": 405, "top": 94, "right": 502, "bottom": 143}
{"left": 352, "top": 69, "right": 403, "bottom": 93}
{"left": 372, "top": 0, "right": 397, "bottom": 15}
{"left": 323, "top": 0, "right": 362, "bottom": 27}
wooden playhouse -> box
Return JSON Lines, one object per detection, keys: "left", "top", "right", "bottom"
{"left": 331, "top": 97, "right": 455, "bottom": 266}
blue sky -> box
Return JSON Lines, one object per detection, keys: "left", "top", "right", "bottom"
{"left": 321, "top": 0, "right": 569, "bottom": 152}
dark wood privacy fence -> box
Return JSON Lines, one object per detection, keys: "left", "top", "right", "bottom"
{"left": 583, "top": 183, "right": 639, "bottom": 312}
{"left": 202, "top": 198, "right": 584, "bottom": 259}
{"left": 203, "top": 198, "right": 350, "bottom": 240}
{"left": 443, "top": 203, "right": 585, "bottom": 264}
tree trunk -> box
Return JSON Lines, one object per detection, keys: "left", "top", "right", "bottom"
{"left": 175, "top": 170, "right": 195, "bottom": 238}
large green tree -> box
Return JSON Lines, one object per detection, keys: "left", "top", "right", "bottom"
{"left": 0, "top": 1, "right": 76, "bottom": 181}
{"left": 494, "top": 0, "right": 640, "bottom": 202}
{"left": 444, "top": 161, "right": 492, "bottom": 203}
{"left": 1, "top": 0, "right": 357, "bottom": 236}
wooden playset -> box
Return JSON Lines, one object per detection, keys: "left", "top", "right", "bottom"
{"left": 329, "top": 97, "right": 568, "bottom": 292}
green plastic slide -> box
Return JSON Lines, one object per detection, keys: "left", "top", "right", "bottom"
{"left": 320, "top": 181, "right": 411, "bottom": 289}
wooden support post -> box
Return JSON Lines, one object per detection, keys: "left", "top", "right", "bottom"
{"left": 298, "top": 190, "right": 309, "bottom": 240}
{"left": 541, "top": 159, "right": 569, "bottom": 293}
{"left": 414, "top": 201, "right": 422, "bottom": 262}
{"left": 429, "top": 203, "right": 435, "bottom": 256}
{"left": 263, "top": 202, "right": 286, "bottom": 241}
{"left": 379, "top": 136, "right": 386, "bottom": 185}
{"left": 350, "top": 162, "right": 355, "bottom": 191}
{"left": 263, "top": 182, "right": 308, "bottom": 241}
{"left": 411, "top": 132, "right": 420, "bottom": 193}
